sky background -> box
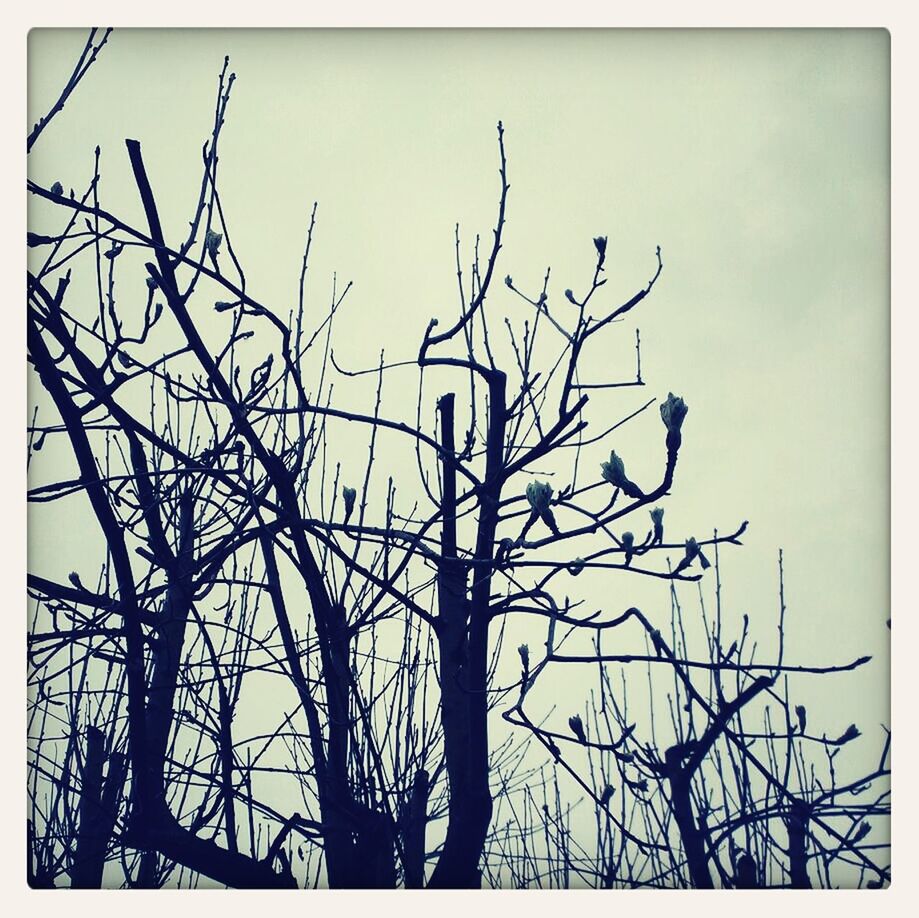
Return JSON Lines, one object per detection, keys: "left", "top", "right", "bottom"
{"left": 26, "top": 27, "right": 890, "bottom": 880}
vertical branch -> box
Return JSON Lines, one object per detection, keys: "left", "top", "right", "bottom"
{"left": 70, "top": 726, "right": 106, "bottom": 888}
{"left": 786, "top": 799, "right": 812, "bottom": 889}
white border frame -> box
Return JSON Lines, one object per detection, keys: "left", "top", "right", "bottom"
{"left": 5, "top": 4, "right": 914, "bottom": 916}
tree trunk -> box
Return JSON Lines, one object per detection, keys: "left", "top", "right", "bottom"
{"left": 71, "top": 726, "right": 127, "bottom": 887}
{"left": 786, "top": 799, "right": 812, "bottom": 889}
{"left": 429, "top": 380, "right": 505, "bottom": 888}
{"left": 143, "top": 489, "right": 195, "bottom": 820}
{"left": 401, "top": 769, "right": 429, "bottom": 888}
{"left": 665, "top": 748, "right": 714, "bottom": 889}
{"left": 127, "top": 141, "right": 396, "bottom": 888}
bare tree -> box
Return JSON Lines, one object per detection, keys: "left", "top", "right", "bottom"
{"left": 27, "top": 35, "right": 889, "bottom": 890}
{"left": 493, "top": 552, "right": 889, "bottom": 888}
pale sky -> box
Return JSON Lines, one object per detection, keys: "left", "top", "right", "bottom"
{"left": 27, "top": 28, "right": 890, "bottom": 884}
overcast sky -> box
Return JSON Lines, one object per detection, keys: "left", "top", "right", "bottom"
{"left": 27, "top": 28, "right": 890, "bottom": 876}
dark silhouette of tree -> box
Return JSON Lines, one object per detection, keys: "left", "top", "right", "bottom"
{"left": 27, "top": 35, "right": 889, "bottom": 889}
{"left": 494, "top": 553, "right": 890, "bottom": 888}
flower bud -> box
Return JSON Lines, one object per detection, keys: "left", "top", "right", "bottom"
{"left": 50, "top": 181, "right": 63, "bottom": 196}
{"left": 342, "top": 486, "right": 357, "bottom": 521}
{"left": 505, "top": 274, "right": 513, "bottom": 288}
{"left": 525, "top": 480, "right": 553, "bottom": 513}
{"left": 518, "top": 643, "right": 529, "bottom": 669}
{"left": 600, "top": 451, "right": 643, "bottom": 498}
{"left": 833, "top": 723, "right": 860, "bottom": 746}
{"left": 593, "top": 235, "right": 608, "bottom": 269}
{"left": 650, "top": 506, "right": 664, "bottom": 542}
{"left": 205, "top": 229, "right": 223, "bottom": 258}
{"left": 660, "top": 392, "right": 688, "bottom": 433}
{"left": 681, "top": 537, "right": 710, "bottom": 571}
{"left": 564, "top": 288, "right": 576, "bottom": 304}
{"left": 568, "top": 714, "right": 586, "bottom": 743}
{"left": 568, "top": 557, "right": 586, "bottom": 576}
{"left": 621, "top": 531, "right": 635, "bottom": 566}
{"left": 526, "top": 481, "right": 559, "bottom": 534}
{"left": 600, "top": 450, "right": 627, "bottom": 487}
